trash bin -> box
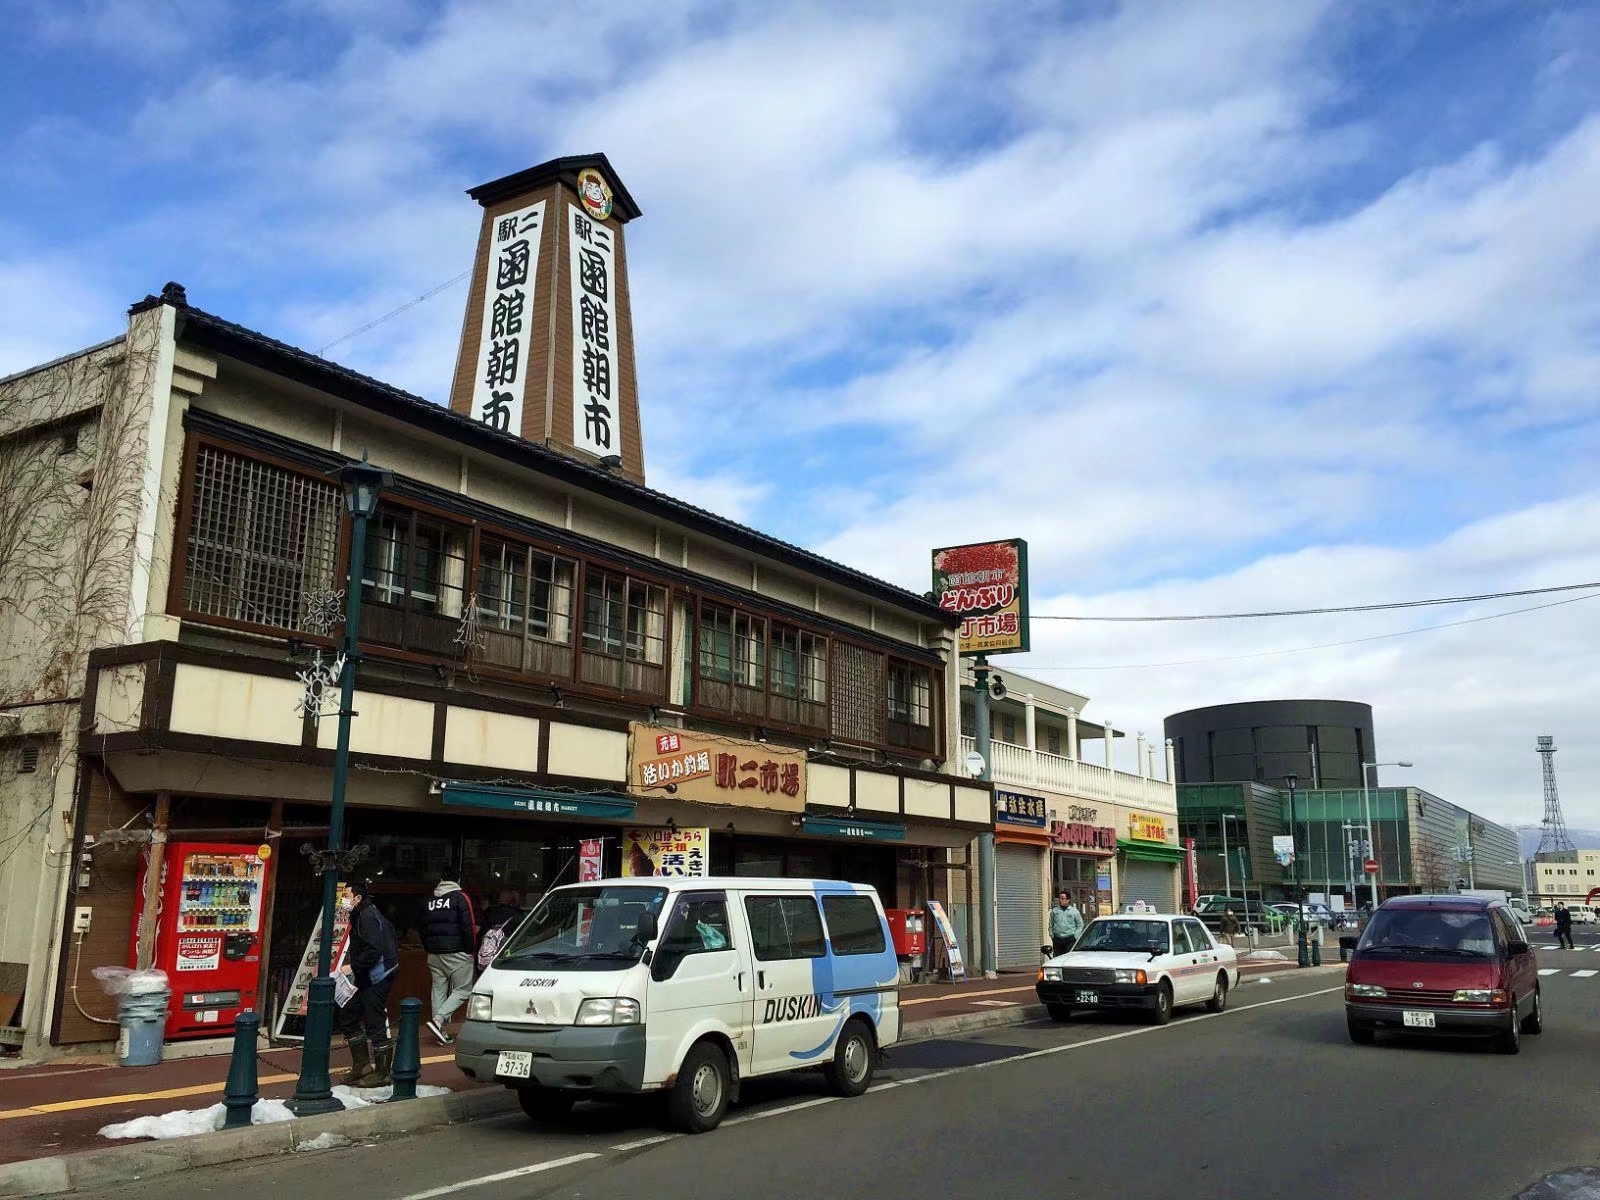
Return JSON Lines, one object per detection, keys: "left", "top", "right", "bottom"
{"left": 93, "top": 966, "right": 170, "bottom": 1068}
{"left": 118, "top": 988, "right": 170, "bottom": 1067}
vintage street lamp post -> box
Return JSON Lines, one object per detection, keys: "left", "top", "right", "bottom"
{"left": 1285, "top": 774, "right": 1309, "bottom": 969}
{"left": 288, "top": 456, "right": 390, "bottom": 1116}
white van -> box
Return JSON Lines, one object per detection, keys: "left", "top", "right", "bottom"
{"left": 455, "top": 876, "right": 901, "bottom": 1133}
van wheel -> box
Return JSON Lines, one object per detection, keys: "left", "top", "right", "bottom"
{"left": 516, "top": 1088, "right": 575, "bottom": 1122}
{"left": 824, "top": 1018, "right": 876, "bottom": 1097}
{"left": 1348, "top": 1019, "right": 1375, "bottom": 1045}
{"left": 1148, "top": 981, "right": 1174, "bottom": 1026}
{"left": 1520, "top": 987, "right": 1543, "bottom": 1035}
{"left": 1206, "top": 974, "right": 1228, "bottom": 1013}
{"left": 667, "top": 1041, "right": 730, "bottom": 1133}
{"left": 1498, "top": 1007, "right": 1522, "bottom": 1055}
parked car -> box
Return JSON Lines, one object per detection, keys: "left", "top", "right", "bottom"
{"left": 1195, "top": 896, "right": 1286, "bottom": 934}
{"left": 457, "top": 877, "right": 900, "bottom": 1133}
{"left": 1342, "top": 894, "right": 1541, "bottom": 1053}
{"left": 1037, "top": 913, "right": 1240, "bottom": 1025}
{"left": 1566, "top": 904, "right": 1598, "bottom": 925}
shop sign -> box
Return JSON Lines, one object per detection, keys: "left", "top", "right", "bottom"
{"left": 1272, "top": 835, "right": 1296, "bottom": 867}
{"left": 995, "top": 788, "right": 1048, "bottom": 828}
{"left": 441, "top": 783, "right": 637, "bottom": 820}
{"left": 1127, "top": 811, "right": 1168, "bottom": 843}
{"left": 626, "top": 724, "right": 806, "bottom": 813}
{"left": 1050, "top": 820, "right": 1118, "bottom": 852}
{"left": 801, "top": 816, "right": 906, "bottom": 841}
{"left": 622, "top": 827, "right": 708, "bottom": 877}
{"left": 932, "top": 539, "right": 1029, "bottom": 656}
{"left": 578, "top": 838, "right": 604, "bottom": 882}
{"left": 570, "top": 202, "right": 621, "bottom": 459}
{"left": 472, "top": 198, "right": 546, "bottom": 436}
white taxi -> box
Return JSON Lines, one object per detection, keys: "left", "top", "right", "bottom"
{"left": 1036, "top": 912, "right": 1240, "bottom": 1025}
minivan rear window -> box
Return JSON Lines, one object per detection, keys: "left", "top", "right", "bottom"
{"left": 821, "top": 895, "right": 886, "bottom": 956}
{"left": 1359, "top": 909, "right": 1496, "bottom": 959}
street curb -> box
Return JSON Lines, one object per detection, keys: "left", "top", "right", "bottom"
{"left": 902, "top": 1005, "right": 1048, "bottom": 1041}
{"left": 0, "top": 1088, "right": 517, "bottom": 1198}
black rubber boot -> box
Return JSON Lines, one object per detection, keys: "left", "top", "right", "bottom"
{"left": 368, "top": 1040, "right": 395, "bottom": 1088}
{"left": 340, "top": 1036, "right": 372, "bottom": 1087}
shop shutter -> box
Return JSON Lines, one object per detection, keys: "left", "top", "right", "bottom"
{"left": 1119, "top": 859, "right": 1176, "bottom": 913}
{"left": 996, "top": 844, "right": 1044, "bottom": 968}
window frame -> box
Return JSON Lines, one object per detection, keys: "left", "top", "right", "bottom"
{"left": 690, "top": 597, "right": 833, "bottom": 738}
{"left": 744, "top": 894, "right": 829, "bottom": 962}
{"left": 820, "top": 894, "right": 887, "bottom": 957}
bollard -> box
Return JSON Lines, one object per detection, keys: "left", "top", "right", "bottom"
{"left": 222, "top": 1011, "right": 260, "bottom": 1128}
{"left": 1311, "top": 937, "right": 1323, "bottom": 967}
{"left": 391, "top": 997, "right": 422, "bottom": 1101}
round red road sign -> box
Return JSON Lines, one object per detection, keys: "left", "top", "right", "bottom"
{"left": 1363, "top": 858, "right": 1380, "bottom": 873}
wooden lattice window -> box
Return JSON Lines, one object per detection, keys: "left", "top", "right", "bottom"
{"left": 181, "top": 445, "right": 342, "bottom": 632}
{"left": 830, "top": 641, "right": 885, "bottom": 745}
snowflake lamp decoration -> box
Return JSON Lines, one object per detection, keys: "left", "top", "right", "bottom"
{"left": 294, "top": 651, "right": 346, "bottom": 729}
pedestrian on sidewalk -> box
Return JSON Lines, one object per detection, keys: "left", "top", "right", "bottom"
{"left": 1554, "top": 903, "right": 1575, "bottom": 950}
{"left": 1220, "top": 908, "right": 1240, "bottom": 948}
{"left": 337, "top": 877, "right": 399, "bottom": 1088}
{"left": 476, "top": 889, "right": 525, "bottom": 971}
{"left": 1048, "top": 891, "right": 1084, "bottom": 955}
{"left": 422, "top": 869, "right": 479, "bottom": 1045}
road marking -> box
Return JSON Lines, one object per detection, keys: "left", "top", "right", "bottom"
{"left": 902, "top": 984, "right": 1035, "bottom": 1007}
{"left": 1571, "top": 970, "right": 1598, "bottom": 978}
{"left": 395, "top": 1153, "right": 601, "bottom": 1200}
{"left": 609, "top": 1134, "right": 676, "bottom": 1152}
{"left": 1539, "top": 945, "right": 1559, "bottom": 950}
{"left": 1539, "top": 969, "right": 1562, "bottom": 975}
{"left": 0, "top": 1053, "right": 457, "bottom": 1122}
{"left": 971, "top": 1000, "right": 1019, "bottom": 1007}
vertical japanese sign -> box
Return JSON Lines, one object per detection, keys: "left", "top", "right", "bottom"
{"left": 925, "top": 900, "right": 966, "bottom": 983}
{"left": 569, "top": 204, "right": 620, "bottom": 460}
{"left": 1185, "top": 837, "right": 1200, "bottom": 911}
{"left": 932, "top": 539, "right": 1029, "bottom": 655}
{"left": 578, "top": 838, "right": 604, "bottom": 883}
{"left": 622, "top": 827, "right": 709, "bottom": 877}
{"left": 471, "top": 199, "right": 546, "bottom": 435}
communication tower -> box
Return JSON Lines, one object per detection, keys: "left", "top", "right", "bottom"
{"left": 1534, "top": 736, "right": 1576, "bottom": 862}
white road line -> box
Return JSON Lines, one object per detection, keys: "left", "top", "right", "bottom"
{"left": 394, "top": 1152, "right": 601, "bottom": 1200}
{"left": 1571, "top": 970, "right": 1598, "bottom": 978}
{"left": 723, "top": 1096, "right": 839, "bottom": 1125}
{"left": 610, "top": 1134, "right": 676, "bottom": 1152}
{"left": 1538, "top": 968, "right": 1562, "bottom": 975}
{"left": 1539, "top": 945, "right": 1559, "bottom": 950}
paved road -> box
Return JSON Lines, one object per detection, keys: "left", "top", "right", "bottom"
{"left": 73, "top": 964, "right": 1600, "bottom": 1200}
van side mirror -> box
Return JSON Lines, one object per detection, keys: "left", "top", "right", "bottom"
{"left": 1041, "top": 945, "right": 1054, "bottom": 957}
{"left": 633, "top": 911, "right": 658, "bottom": 944}
{"left": 1507, "top": 939, "right": 1529, "bottom": 957}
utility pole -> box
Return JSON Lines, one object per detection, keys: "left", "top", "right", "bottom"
{"left": 1286, "top": 775, "right": 1308, "bottom": 968}
{"left": 973, "top": 654, "right": 997, "bottom": 979}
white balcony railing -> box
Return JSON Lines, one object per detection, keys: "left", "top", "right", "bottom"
{"left": 962, "top": 736, "right": 1176, "bottom": 813}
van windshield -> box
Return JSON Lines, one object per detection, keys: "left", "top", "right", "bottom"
{"left": 1358, "top": 909, "right": 1496, "bottom": 959}
{"left": 495, "top": 885, "right": 668, "bottom": 972}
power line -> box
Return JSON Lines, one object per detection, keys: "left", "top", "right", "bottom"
{"left": 1030, "top": 580, "right": 1600, "bottom": 622}
{"left": 1018, "top": 590, "right": 1600, "bottom": 672}
{"left": 316, "top": 270, "right": 472, "bottom": 357}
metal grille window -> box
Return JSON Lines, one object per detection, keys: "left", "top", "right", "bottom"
{"left": 474, "top": 536, "right": 575, "bottom": 678}
{"left": 887, "top": 660, "right": 935, "bottom": 752}
{"left": 182, "top": 445, "right": 341, "bottom": 632}
{"left": 579, "top": 569, "right": 667, "bottom": 695}
{"left": 830, "top": 641, "right": 885, "bottom": 746}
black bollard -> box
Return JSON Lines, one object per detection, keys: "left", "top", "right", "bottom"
{"left": 222, "top": 1011, "right": 260, "bottom": 1128}
{"left": 391, "top": 997, "right": 422, "bottom": 1101}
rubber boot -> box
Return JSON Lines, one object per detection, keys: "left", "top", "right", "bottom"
{"left": 368, "top": 1040, "right": 395, "bottom": 1088}
{"left": 340, "top": 1036, "right": 372, "bottom": 1087}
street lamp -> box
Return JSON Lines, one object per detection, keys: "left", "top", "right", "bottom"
{"left": 1285, "top": 774, "right": 1308, "bottom": 968}
{"left": 1361, "top": 760, "right": 1411, "bottom": 911}
{"left": 289, "top": 455, "right": 390, "bottom": 1116}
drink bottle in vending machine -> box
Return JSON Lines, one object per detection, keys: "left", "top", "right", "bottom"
{"left": 129, "top": 842, "right": 272, "bottom": 1039}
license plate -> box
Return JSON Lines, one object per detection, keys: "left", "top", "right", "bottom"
{"left": 1402, "top": 1010, "right": 1436, "bottom": 1029}
{"left": 496, "top": 1051, "right": 533, "bottom": 1079}
{"left": 1076, "top": 990, "right": 1099, "bottom": 1005}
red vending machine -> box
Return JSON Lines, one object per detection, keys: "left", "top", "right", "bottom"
{"left": 129, "top": 842, "right": 271, "bottom": 1039}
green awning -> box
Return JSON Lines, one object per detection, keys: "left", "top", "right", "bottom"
{"left": 441, "top": 783, "right": 636, "bottom": 820}
{"left": 1117, "top": 838, "right": 1185, "bottom": 864}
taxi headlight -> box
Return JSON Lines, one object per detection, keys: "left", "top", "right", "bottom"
{"left": 1113, "top": 969, "right": 1147, "bottom": 985}
{"left": 1043, "top": 967, "right": 1063, "bottom": 981}
{"left": 1348, "top": 983, "right": 1387, "bottom": 999}
{"left": 575, "top": 997, "right": 641, "bottom": 1026}
{"left": 467, "top": 992, "right": 493, "bottom": 1021}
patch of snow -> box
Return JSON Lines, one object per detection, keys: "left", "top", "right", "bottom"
{"left": 1245, "top": 950, "right": 1290, "bottom": 961}
{"left": 296, "top": 1132, "right": 353, "bottom": 1152}
{"left": 1257, "top": 977, "right": 1273, "bottom": 984}
{"left": 99, "top": 1083, "right": 452, "bottom": 1141}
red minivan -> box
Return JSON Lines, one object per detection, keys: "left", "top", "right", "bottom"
{"left": 1343, "top": 894, "right": 1541, "bottom": 1052}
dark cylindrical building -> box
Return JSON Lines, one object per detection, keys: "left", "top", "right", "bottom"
{"left": 1164, "top": 700, "right": 1376, "bottom": 789}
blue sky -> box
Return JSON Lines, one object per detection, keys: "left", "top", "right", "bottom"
{"left": 5, "top": 1, "right": 1600, "bottom": 824}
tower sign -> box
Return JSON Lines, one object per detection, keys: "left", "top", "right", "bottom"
{"left": 449, "top": 154, "right": 646, "bottom": 483}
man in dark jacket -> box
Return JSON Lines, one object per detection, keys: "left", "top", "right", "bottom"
{"left": 336, "top": 878, "right": 399, "bottom": 1088}
{"left": 421, "top": 870, "right": 477, "bottom": 1045}
{"left": 476, "top": 889, "right": 525, "bottom": 966}
{"left": 1554, "top": 903, "right": 1575, "bottom": 950}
